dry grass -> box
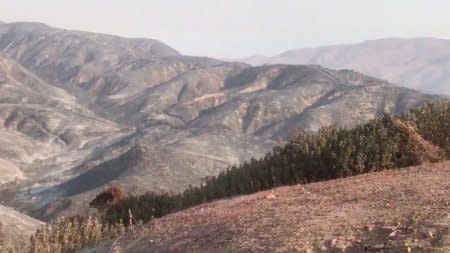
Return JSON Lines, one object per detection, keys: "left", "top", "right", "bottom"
{"left": 112, "top": 161, "right": 450, "bottom": 252}
{"left": 1, "top": 216, "right": 126, "bottom": 253}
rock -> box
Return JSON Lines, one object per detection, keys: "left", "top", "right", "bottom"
{"left": 266, "top": 193, "right": 276, "bottom": 199}
{"left": 388, "top": 230, "right": 401, "bottom": 239}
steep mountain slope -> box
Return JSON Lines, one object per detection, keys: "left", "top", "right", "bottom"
{"left": 0, "top": 55, "right": 126, "bottom": 188}
{"left": 112, "top": 162, "right": 450, "bottom": 253}
{"left": 0, "top": 22, "right": 441, "bottom": 220}
{"left": 0, "top": 204, "right": 44, "bottom": 247}
{"left": 0, "top": 22, "right": 219, "bottom": 120}
{"left": 35, "top": 64, "right": 437, "bottom": 219}
{"left": 238, "top": 38, "right": 450, "bottom": 95}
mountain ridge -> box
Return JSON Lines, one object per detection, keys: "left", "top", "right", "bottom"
{"left": 0, "top": 22, "right": 442, "bottom": 221}
{"left": 236, "top": 38, "right": 450, "bottom": 95}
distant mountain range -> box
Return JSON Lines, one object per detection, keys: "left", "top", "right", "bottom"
{"left": 235, "top": 38, "right": 450, "bottom": 95}
{"left": 0, "top": 21, "right": 441, "bottom": 223}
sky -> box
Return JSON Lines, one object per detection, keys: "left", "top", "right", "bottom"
{"left": 0, "top": 0, "right": 449, "bottom": 58}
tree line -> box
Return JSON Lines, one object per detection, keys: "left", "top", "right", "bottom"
{"left": 102, "top": 101, "right": 450, "bottom": 225}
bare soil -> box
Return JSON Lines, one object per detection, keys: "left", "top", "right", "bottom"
{"left": 112, "top": 161, "right": 450, "bottom": 252}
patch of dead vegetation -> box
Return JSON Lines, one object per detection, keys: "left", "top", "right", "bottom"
{"left": 391, "top": 118, "right": 445, "bottom": 163}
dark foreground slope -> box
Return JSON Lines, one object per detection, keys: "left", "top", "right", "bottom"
{"left": 112, "top": 162, "right": 450, "bottom": 253}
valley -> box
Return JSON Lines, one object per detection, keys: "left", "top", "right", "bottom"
{"left": 0, "top": 22, "right": 440, "bottom": 220}
{"left": 0, "top": 20, "right": 448, "bottom": 252}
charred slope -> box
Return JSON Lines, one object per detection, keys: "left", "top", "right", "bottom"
{"left": 0, "top": 22, "right": 442, "bottom": 220}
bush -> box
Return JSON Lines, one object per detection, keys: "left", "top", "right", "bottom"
{"left": 89, "top": 187, "right": 125, "bottom": 212}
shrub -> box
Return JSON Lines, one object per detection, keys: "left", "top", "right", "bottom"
{"left": 89, "top": 186, "right": 125, "bottom": 212}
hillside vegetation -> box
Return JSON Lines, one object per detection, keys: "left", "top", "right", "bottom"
{"left": 105, "top": 102, "right": 450, "bottom": 225}
{"left": 2, "top": 216, "right": 126, "bottom": 253}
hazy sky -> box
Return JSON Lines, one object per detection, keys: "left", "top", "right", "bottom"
{"left": 1, "top": 0, "right": 449, "bottom": 58}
